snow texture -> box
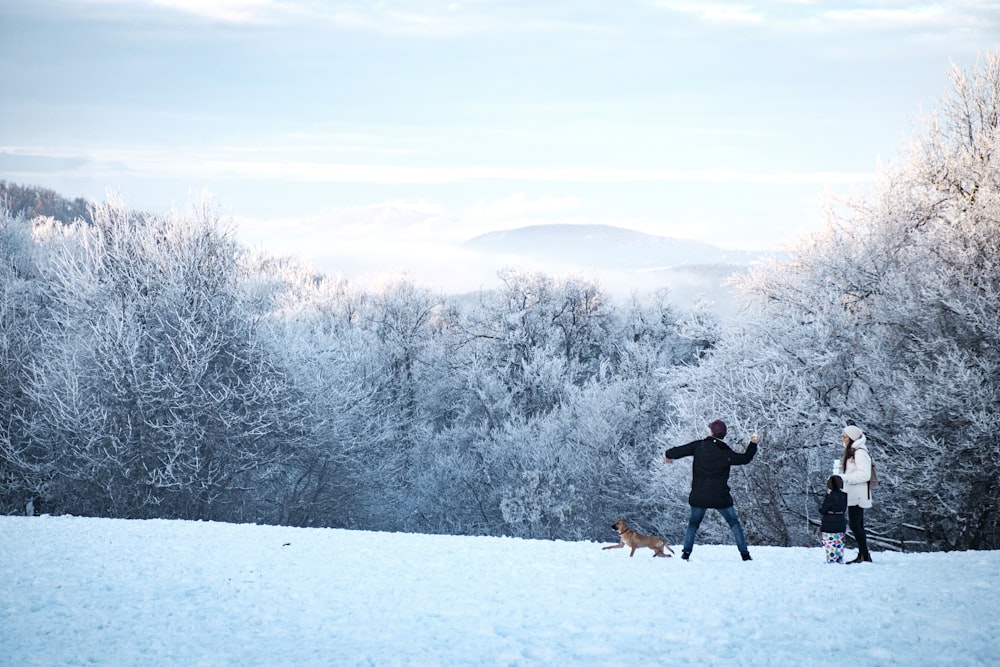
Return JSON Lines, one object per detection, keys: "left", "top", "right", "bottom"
{"left": 2, "top": 516, "right": 997, "bottom": 666}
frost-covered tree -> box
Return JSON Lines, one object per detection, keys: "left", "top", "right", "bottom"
{"left": 5, "top": 191, "right": 706, "bottom": 538}
{"left": 255, "top": 266, "right": 394, "bottom": 528}
{"left": 460, "top": 270, "right": 618, "bottom": 418}
{"left": 258, "top": 265, "right": 457, "bottom": 531}
{"left": 22, "top": 199, "right": 305, "bottom": 520}
{"left": 0, "top": 213, "right": 50, "bottom": 514}
{"left": 665, "top": 52, "right": 1000, "bottom": 550}
{"left": 398, "top": 272, "right": 689, "bottom": 540}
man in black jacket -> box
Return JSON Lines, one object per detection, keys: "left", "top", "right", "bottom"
{"left": 664, "top": 420, "right": 759, "bottom": 561}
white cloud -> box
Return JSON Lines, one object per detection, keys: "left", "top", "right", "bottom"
{"left": 269, "top": 162, "right": 868, "bottom": 185}
{"left": 233, "top": 206, "right": 509, "bottom": 293}
{"left": 235, "top": 200, "right": 456, "bottom": 247}
{"left": 467, "top": 193, "right": 580, "bottom": 218}
{"left": 649, "top": 0, "right": 999, "bottom": 36}
{"left": 69, "top": 0, "right": 623, "bottom": 38}
{"left": 648, "top": 0, "right": 765, "bottom": 24}
{"left": 823, "top": 6, "right": 950, "bottom": 30}
{"left": 323, "top": 5, "right": 485, "bottom": 37}
{"left": 70, "top": 0, "right": 496, "bottom": 36}
{"left": 167, "top": 157, "right": 878, "bottom": 186}
{"left": 3, "top": 145, "right": 875, "bottom": 187}
{"left": 77, "top": 0, "right": 289, "bottom": 25}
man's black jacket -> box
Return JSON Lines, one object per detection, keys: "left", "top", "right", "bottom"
{"left": 665, "top": 437, "right": 758, "bottom": 508}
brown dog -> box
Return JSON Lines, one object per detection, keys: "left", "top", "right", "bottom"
{"left": 603, "top": 518, "right": 675, "bottom": 558}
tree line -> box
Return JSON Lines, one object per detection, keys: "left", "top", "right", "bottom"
{"left": 2, "top": 53, "right": 998, "bottom": 550}
{"left": 0, "top": 181, "right": 93, "bottom": 225}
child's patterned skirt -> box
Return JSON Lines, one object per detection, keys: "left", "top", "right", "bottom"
{"left": 822, "top": 532, "right": 845, "bottom": 563}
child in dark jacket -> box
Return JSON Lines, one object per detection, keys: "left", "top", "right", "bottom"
{"left": 820, "top": 475, "right": 848, "bottom": 563}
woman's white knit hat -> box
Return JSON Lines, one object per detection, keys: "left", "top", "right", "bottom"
{"left": 843, "top": 425, "right": 864, "bottom": 441}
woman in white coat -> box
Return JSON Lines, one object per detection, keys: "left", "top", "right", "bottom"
{"left": 838, "top": 425, "right": 874, "bottom": 563}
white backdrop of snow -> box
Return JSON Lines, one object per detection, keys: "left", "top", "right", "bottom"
{"left": 1, "top": 516, "right": 997, "bottom": 666}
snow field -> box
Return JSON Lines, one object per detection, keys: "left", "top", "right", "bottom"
{"left": 1, "top": 516, "right": 997, "bottom": 666}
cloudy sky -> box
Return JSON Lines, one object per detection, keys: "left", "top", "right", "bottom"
{"left": 2, "top": 1, "right": 998, "bottom": 289}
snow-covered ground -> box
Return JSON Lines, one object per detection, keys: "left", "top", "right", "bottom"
{"left": 2, "top": 516, "right": 997, "bottom": 666}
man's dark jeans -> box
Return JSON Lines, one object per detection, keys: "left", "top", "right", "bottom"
{"left": 683, "top": 505, "right": 749, "bottom": 555}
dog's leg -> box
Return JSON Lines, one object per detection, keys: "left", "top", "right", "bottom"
{"left": 603, "top": 541, "right": 625, "bottom": 551}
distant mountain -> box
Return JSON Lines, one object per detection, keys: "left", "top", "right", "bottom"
{"left": 463, "top": 224, "right": 780, "bottom": 317}
{"left": 464, "top": 223, "right": 767, "bottom": 270}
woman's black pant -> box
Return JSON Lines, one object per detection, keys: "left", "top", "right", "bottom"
{"left": 848, "top": 505, "right": 868, "bottom": 554}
